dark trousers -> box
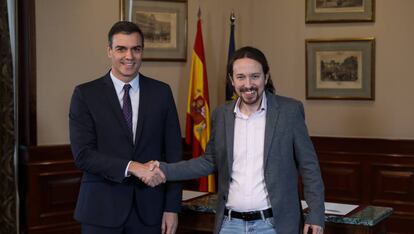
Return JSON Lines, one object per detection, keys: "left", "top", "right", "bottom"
{"left": 81, "top": 200, "right": 161, "bottom": 234}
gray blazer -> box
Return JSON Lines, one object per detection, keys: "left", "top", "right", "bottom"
{"left": 160, "top": 92, "right": 325, "bottom": 234}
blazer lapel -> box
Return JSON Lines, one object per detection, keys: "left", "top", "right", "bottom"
{"left": 224, "top": 102, "right": 236, "bottom": 175}
{"left": 102, "top": 74, "right": 134, "bottom": 143}
{"left": 263, "top": 93, "right": 280, "bottom": 167}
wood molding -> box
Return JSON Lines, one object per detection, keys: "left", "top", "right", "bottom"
{"left": 311, "top": 136, "right": 414, "bottom": 155}
{"left": 17, "top": 0, "right": 37, "bottom": 146}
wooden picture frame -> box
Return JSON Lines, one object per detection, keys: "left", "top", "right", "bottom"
{"left": 305, "top": 38, "right": 375, "bottom": 100}
{"left": 120, "top": 0, "right": 187, "bottom": 61}
{"left": 306, "top": 0, "right": 375, "bottom": 23}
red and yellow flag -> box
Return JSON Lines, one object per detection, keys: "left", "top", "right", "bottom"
{"left": 185, "top": 10, "right": 215, "bottom": 192}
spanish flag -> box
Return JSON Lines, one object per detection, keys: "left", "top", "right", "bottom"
{"left": 186, "top": 9, "right": 215, "bottom": 192}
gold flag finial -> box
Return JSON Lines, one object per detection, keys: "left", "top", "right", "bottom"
{"left": 230, "top": 11, "right": 236, "bottom": 24}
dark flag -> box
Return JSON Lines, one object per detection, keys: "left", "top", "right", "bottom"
{"left": 225, "top": 12, "right": 236, "bottom": 101}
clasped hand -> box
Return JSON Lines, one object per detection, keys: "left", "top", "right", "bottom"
{"left": 129, "top": 161, "right": 166, "bottom": 187}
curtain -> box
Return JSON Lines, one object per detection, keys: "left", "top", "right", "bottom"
{"left": 0, "top": 0, "right": 17, "bottom": 233}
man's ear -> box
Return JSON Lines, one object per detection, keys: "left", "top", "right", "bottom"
{"left": 107, "top": 46, "right": 112, "bottom": 58}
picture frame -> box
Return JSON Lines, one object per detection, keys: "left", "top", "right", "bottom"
{"left": 120, "top": 0, "right": 187, "bottom": 61}
{"left": 305, "top": 0, "right": 375, "bottom": 23}
{"left": 305, "top": 38, "right": 375, "bottom": 100}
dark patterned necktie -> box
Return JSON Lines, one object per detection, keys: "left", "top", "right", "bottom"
{"left": 122, "top": 84, "right": 133, "bottom": 134}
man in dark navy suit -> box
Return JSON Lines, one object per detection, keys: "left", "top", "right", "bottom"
{"left": 69, "top": 21, "right": 182, "bottom": 234}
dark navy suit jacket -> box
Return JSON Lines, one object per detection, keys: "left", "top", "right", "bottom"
{"left": 69, "top": 72, "right": 182, "bottom": 227}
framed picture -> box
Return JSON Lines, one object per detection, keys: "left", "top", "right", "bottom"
{"left": 305, "top": 0, "right": 375, "bottom": 23}
{"left": 305, "top": 38, "right": 375, "bottom": 100}
{"left": 120, "top": 0, "right": 187, "bottom": 61}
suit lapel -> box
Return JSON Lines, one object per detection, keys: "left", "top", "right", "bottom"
{"left": 134, "top": 75, "right": 146, "bottom": 147}
{"left": 224, "top": 102, "right": 236, "bottom": 175}
{"left": 102, "top": 74, "right": 134, "bottom": 143}
{"left": 263, "top": 93, "right": 280, "bottom": 167}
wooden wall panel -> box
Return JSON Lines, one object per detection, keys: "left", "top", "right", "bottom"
{"left": 371, "top": 163, "right": 414, "bottom": 222}
{"left": 320, "top": 160, "right": 362, "bottom": 203}
{"left": 312, "top": 137, "right": 414, "bottom": 234}
{"left": 371, "top": 164, "right": 414, "bottom": 202}
{"left": 19, "top": 138, "right": 414, "bottom": 233}
{"left": 20, "top": 145, "right": 81, "bottom": 234}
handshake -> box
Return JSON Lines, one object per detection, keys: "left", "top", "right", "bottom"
{"left": 128, "top": 160, "right": 166, "bottom": 187}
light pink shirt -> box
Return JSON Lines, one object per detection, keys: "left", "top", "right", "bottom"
{"left": 226, "top": 93, "right": 271, "bottom": 212}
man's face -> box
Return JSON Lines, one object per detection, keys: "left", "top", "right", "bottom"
{"left": 107, "top": 32, "right": 143, "bottom": 83}
{"left": 231, "top": 58, "right": 268, "bottom": 108}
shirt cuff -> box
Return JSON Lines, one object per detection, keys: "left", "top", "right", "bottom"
{"left": 125, "top": 161, "right": 132, "bottom": 177}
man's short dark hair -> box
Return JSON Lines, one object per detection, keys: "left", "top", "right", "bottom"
{"left": 108, "top": 21, "right": 144, "bottom": 48}
{"left": 227, "top": 46, "right": 275, "bottom": 94}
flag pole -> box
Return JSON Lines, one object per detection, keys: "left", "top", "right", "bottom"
{"left": 226, "top": 11, "right": 236, "bottom": 101}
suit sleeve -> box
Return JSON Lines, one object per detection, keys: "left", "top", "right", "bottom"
{"left": 162, "top": 87, "right": 184, "bottom": 212}
{"left": 159, "top": 109, "right": 218, "bottom": 181}
{"left": 293, "top": 102, "right": 325, "bottom": 227}
{"left": 69, "top": 86, "right": 129, "bottom": 183}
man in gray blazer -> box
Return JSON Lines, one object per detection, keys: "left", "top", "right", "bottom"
{"left": 156, "top": 46, "right": 325, "bottom": 234}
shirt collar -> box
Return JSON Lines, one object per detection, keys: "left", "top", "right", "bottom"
{"left": 233, "top": 92, "right": 267, "bottom": 116}
{"left": 110, "top": 71, "right": 140, "bottom": 94}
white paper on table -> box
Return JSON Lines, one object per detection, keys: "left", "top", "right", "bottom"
{"left": 324, "top": 202, "right": 358, "bottom": 215}
{"left": 182, "top": 190, "right": 209, "bottom": 201}
{"left": 301, "top": 200, "right": 358, "bottom": 216}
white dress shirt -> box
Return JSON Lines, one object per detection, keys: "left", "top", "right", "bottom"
{"left": 110, "top": 72, "right": 140, "bottom": 177}
{"left": 226, "top": 93, "right": 271, "bottom": 212}
{"left": 110, "top": 72, "right": 140, "bottom": 142}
